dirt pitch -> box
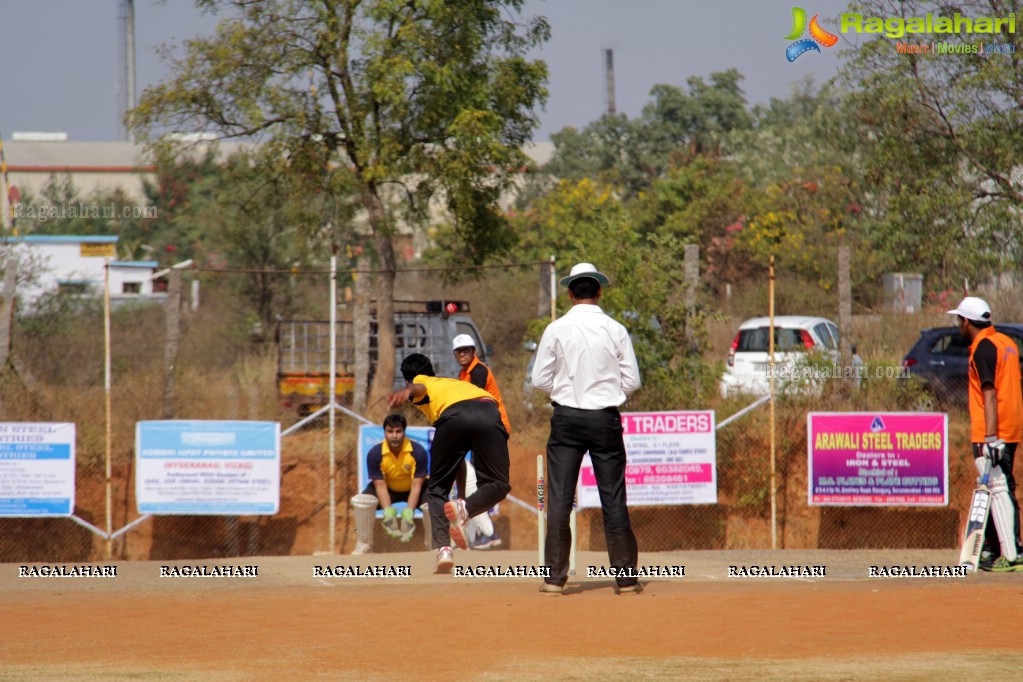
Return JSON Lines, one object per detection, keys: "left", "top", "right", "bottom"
{"left": 3, "top": 548, "right": 1022, "bottom": 681}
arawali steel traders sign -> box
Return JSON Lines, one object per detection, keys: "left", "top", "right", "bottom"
{"left": 808, "top": 412, "right": 947, "bottom": 506}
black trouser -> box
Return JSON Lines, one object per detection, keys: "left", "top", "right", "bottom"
{"left": 544, "top": 404, "right": 638, "bottom": 587}
{"left": 427, "top": 400, "right": 510, "bottom": 549}
{"left": 971, "top": 442, "right": 1021, "bottom": 554}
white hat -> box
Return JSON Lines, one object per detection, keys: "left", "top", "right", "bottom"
{"left": 947, "top": 296, "right": 992, "bottom": 323}
{"left": 451, "top": 334, "right": 476, "bottom": 351}
{"left": 559, "top": 262, "right": 610, "bottom": 287}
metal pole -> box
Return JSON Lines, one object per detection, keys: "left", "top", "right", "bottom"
{"left": 604, "top": 49, "right": 616, "bottom": 116}
{"left": 549, "top": 255, "right": 556, "bottom": 322}
{"left": 120, "top": 0, "right": 136, "bottom": 140}
{"left": 328, "top": 255, "right": 337, "bottom": 554}
{"left": 768, "top": 255, "right": 777, "bottom": 550}
{"left": 104, "top": 260, "right": 113, "bottom": 559}
{"left": 0, "top": 131, "right": 12, "bottom": 231}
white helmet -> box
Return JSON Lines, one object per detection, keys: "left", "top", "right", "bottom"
{"left": 452, "top": 334, "right": 476, "bottom": 351}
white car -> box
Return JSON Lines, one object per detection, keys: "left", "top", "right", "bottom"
{"left": 719, "top": 315, "right": 841, "bottom": 398}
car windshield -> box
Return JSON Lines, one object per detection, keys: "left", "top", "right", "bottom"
{"left": 737, "top": 327, "right": 806, "bottom": 352}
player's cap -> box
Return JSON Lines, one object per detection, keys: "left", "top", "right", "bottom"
{"left": 451, "top": 334, "right": 476, "bottom": 351}
{"left": 947, "top": 296, "right": 992, "bottom": 323}
{"left": 559, "top": 262, "right": 610, "bottom": 287}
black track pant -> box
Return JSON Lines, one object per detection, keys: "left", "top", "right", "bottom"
{"left": 427, "top": 399, "right": 510, "bottom": 549}
{"left": 544, "top": 404, "right": 638, "bottom": 587}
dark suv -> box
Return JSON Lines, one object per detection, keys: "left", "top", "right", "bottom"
{"left": 901, "top": 324, "right": 1023, "bottom": 406}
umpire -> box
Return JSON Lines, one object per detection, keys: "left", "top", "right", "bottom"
{"left": 531, "top": 262, "right": 642, "bottom": 595}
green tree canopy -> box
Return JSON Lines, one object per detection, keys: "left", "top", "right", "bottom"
{"left": 132, "top": 0, "right": 549, "bottom": 411}
{"left": 838, "top": 0, "right": 1023, "bottom": 289}
{"left": 543, "top": 69, "right": 754, "bottom": 197}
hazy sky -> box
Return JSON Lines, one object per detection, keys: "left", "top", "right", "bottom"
{"left": 0, "top": 0, "right": 852, "bottom": 142}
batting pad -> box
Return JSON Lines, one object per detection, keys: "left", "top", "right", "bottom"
{"left": 974, "top": 456, "right": 990, "bottom": 478}
{"left": 987, "top": 466, "right": 1018, "bottom": 562}
{"left": 464, "top": 461, "right": 495, "bottom": 539}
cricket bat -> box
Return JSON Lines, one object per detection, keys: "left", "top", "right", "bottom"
{"left": 959, "top": 463, "right": 992, "bottom": 571}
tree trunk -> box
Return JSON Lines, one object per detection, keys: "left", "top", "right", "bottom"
{"left": 352, "top": 251, "right": 370, "bottom": 413}
{"left": 368, "top": 231, "right": 397, "bottom": 422}
{"left": 838, "top": 245, "right": 851, "bottom": 355}
{"left": 0, "top": 255, "right": 17, "bottom": 365}
{"left": 684, "top": 244, "right": 700, "bottom": 352}
{"left": 363, "top": 187, "right": 398, "bottom": 422}
{"left": 162, "top": 269, "right": 182, "bottom": 419}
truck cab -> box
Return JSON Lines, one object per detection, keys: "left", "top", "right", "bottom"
{"left": 276, "top": 300, "right": 489, "bottom": 414}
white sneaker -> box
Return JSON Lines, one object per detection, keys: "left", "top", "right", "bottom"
{"left": 352, "top": 541, "right": 372, "bottom": 555}
{"left": 469, "top": 533, "right": 502, "bottom": 550}
{"left": 435, "top": 546, "right": 454, "bottom": 574}
{"left": 444, "top": 499, "right": 470, "bottom": 550}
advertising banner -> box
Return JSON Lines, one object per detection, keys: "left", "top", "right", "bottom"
{"left": 356, "top": 424, "right": 435, "bottom": 492}
{"left": 578, "top": 411, "right": 717, "bottom": 508}
{"left": 808, "top": 412, "right": 948, "bottom": 506}
{"left": 136, "top": 420, "right": 281, "bottom": 514}
{"left": 0, "top": 422, "right": 75, "bottom": 516}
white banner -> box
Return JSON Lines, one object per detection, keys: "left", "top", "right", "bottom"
{"left": 578, "top": 411, "right": 717, "bottom": 508}
{"left": 136, "top": 420, "right": 280, "bottom": 515}
{"left": 0, "top": 422, "right": 76, "bottom": 517}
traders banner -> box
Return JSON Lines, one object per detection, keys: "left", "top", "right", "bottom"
{"left": 577, "top": 411, "right": 717, "bottom": 508}
{"left": 808, "top": 412, "right": 948, "bottom": 506}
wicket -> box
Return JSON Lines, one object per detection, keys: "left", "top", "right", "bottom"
{"left": 536, "top": 453, "right": 578, "bottom": 575}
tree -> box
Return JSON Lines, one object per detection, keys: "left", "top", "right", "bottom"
{"left": 133, "top": 148, "right": 225, "bottom": 262}
{"left": 542, "top": 69, "right": 754, "bottom": 197}
{"left": 838, "top": 0, "right": 1023, "bottom": 289}
{"left": 17, "top": 174, "right": 154, "bottom": 252}
{"left": 642, "top": 69, "right": 753, "bottom": 158}
{"left": 208, "top": 150, "right": 348, "bottom": 329}
{"left": 132, "top": 0, "right": 549, "bottom": 413}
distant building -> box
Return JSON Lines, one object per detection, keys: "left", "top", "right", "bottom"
{"left": 0, "top": 137, "right": 555, "bottom": 268}
{"left": 2, "top": 141, "right": 158, "bottom": 201}
{"left": 0, "top": 137, "right": 550, "bottom": 215}
{"left": 2, "top": 235, "right": 163, "bottom": 310}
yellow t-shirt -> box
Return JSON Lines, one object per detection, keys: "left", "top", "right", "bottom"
{"left": 410, "top": 374, "right": 493, "bottom": 424}
{"left": 380, "top": 440, "right": 417, "bottom": 492}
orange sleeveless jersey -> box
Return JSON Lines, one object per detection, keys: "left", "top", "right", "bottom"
{"left": 968, "top": 327, "right": 1023, "bottom": 443}
{"left": 459, "top": 356, "right": 511, "bottom": 435}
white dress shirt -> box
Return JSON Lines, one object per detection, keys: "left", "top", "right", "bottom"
{"left": 531, "top": 303, "right": 641, "bottom": 409}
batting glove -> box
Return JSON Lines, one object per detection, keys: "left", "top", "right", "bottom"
{"left": 399, "top": 507, "right": 415, "bottom": 543}
{"left": 983, "top": 437, "right": 1006, "bottom": 468}
{"left": 382, "top": 506, "right": 402, "bottom": 539}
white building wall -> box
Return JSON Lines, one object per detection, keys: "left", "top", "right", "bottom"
{"left": 2, "top": 235, "right": 159, "bottom": 309}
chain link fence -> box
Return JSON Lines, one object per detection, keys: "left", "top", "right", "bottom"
{"left": 0, "top": 276, "right": 986, "bottom": 563}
